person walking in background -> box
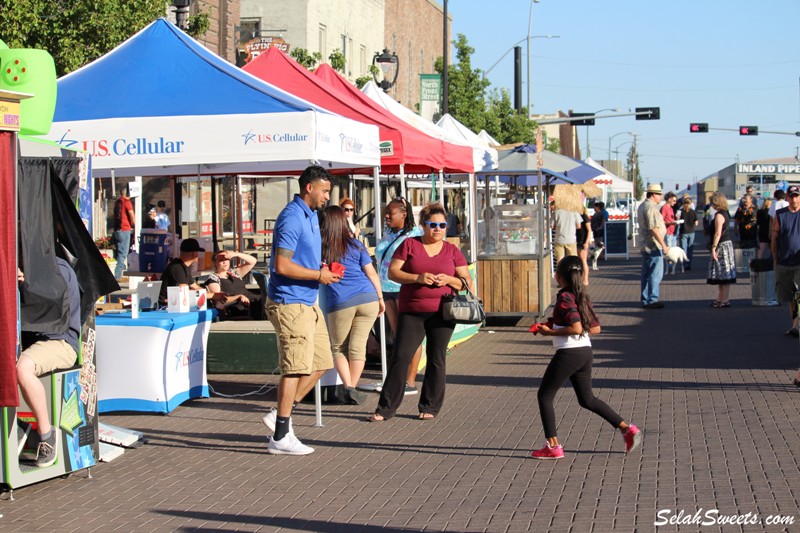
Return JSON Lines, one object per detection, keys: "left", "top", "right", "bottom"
{"left": 155, "top": 200, "right": 170, "bottom": 231}
{"left": 637, "top": 184, "right": 669, "bottom": 308}
{"left": 679, "top": 197, "right": 698, "bottom": 271}
{"left": 339, "top": 197, "right": 362, "bottom": 241}
{"left": 770, "top": 185, "right": 800, "bottom": 340}
{"left": 113, "top": 184, "right": 135, "bottom": 279}
{"left": 552, "top": 206, "right": 582, "bottom": 263}
{"left": 660, "top": 192, "right": 679, "bottom": 274}
{"left": 590, "top": 201, "right": 608, "bottom": 250}
{"left": 707, "top": 193, "right": 736, "bottom": 308}
{"left": 375, "top": 197, "right": 424, "bottom": 396}
{"left": 576, "top": 206, "right": 592, "bottom": 286}
{"left": 142, "top": 206, "right": 157, "bottom": 229}
{"left": 261, "top": 165, "right": 341, "bottom": 456}
{"left": 530, "top": 256, "right": 642, "bottom": 460}
{"left": 319, "top": 205, "right": 384, "bottom": 404}
{"left": 756, "top": 198, "right": 772, "bottom": 259}
{"left": 369, "top": 203, "right": 471, "bottom": 422}
{"left": 734, "top": 194, "right": 758, "bottom": 246}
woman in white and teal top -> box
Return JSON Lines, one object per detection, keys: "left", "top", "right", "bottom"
{"left": 375, "top": 197, "right": 423, "bottom": 395}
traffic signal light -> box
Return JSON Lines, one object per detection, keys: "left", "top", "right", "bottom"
{"left": 569, "top": 112, "right": 595, "bottom": 126}
{"left": 690, "top": 123, "right": 709, "bottom": 133}
{"left": 739, "top": 126, "right": 758, "bottom": 136}
{"left": 635, "top": 107, "right": 660, "bottom": 120}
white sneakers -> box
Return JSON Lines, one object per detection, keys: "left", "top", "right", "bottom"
{"left": 267, "top": 434, "right": 314, "bottom": 455}
{"left": 263, "top": 408, "right": 311, "bottom": 455}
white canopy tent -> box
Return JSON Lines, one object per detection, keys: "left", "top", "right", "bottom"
{"left": 435, "top": 113, "right": 498, "bottom": 172}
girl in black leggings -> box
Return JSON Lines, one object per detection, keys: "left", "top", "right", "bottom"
{"left": 531, "top": 256, "right": 642, "bottom": 460}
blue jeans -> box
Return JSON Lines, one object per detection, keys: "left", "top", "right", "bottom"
{"left": 641, "top": 249, "right": 664, "bottom": 306}
{"left": 113, "top": 230, "right": 132, "bottom": 278}
{"left": 664, "top": 234, "right": 678, "bottom": 273}
{"left": 680, "top": 232, "right": 695, "bottom": 269}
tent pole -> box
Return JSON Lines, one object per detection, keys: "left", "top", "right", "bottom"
{"left": 537, "top": 169, "right": 546, "bottom": 321}
{"left": 236, "top": 175, "right": 244, "bottom": 254}
{"left": 468, "top": 173, "right": 477, "bottom": 264}
{"left": 400, "top": 164, "right": 406, "bottom": 200}
{"left": 374, "top": 166, "right": 387, "bottom": 384}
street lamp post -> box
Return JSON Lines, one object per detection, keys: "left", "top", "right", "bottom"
{"left": 527, "top": 0, "right": 541, "bottom": 115}
{"left": 172, "top": 0, "right": 193, "bottom": 30}
{"left": 608, "top": 131, "right": 635, "bottom": 163}
{"left": 586, "top": 108, "right": 620, "bottom": 158}
{"left": 372, "top": 48, "right": 399, "bottom": 93}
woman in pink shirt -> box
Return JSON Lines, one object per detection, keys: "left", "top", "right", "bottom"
{"left": 369, "top": 203, "right": 472, "bottom": 421}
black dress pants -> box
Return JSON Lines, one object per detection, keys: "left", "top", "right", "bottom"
{"left": 376, "top": 310, "right": 455, "bottom": 419}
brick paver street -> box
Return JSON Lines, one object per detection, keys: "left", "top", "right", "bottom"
{"left": 3, "top": 243, "right": 800, "bottom": 532}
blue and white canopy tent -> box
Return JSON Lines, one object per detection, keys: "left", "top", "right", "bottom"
{"left": 41, "top": 18, "right": 380, "bottom": 177}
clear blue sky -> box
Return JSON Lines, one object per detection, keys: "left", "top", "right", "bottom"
{"left": 447, "top": 0, "right": 800, "bottom": 191}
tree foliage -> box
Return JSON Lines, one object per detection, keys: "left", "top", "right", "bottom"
{"left": 435, "top": 34, "right": 538, "bottom": 146}
{"left": 0, "top": 0, "right": 172, "bottom": 77}
{"left": 355, "top": 65, "right": 379, "bottom": 89}
{"left": 290, "top": 48, "right": 323, "bottom": 70}
{"left": 328, "top": 49, "right": 346, "bottom": 73}
{"left": 626, "top": 144, "right": 644, "bottom": 199}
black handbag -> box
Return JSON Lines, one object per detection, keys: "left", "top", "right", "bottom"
{"left": 442, "top": 277, "right": 485, "bottom": 325}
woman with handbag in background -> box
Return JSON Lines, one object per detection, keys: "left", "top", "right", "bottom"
{"left": 369, "top": 202, "right": 471, "bottom": 422}
{"left": 375, "top": 197, "right": 424, "bottom": 395}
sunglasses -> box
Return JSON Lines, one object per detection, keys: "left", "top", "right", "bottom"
{"left": 424, "top": 221, "right": 448, "bottom": 230}
{"left": 343, "top": 207, "right": 354, "bottom": 212}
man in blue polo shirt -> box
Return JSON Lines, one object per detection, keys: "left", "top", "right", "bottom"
{"left": 262, "top": 165, "right": 341, "bottom": 455}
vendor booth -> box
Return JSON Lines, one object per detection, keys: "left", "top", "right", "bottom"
{"left": 1, "top": 115, "right": 119, "bottom": 491}
{"left": 585, "top": 158, "right": 636, "bottom": 257}
{"left": 474, "top": 144, "right": 604, "bottom": 317}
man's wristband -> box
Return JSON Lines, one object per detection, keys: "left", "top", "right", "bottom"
{"left": 317, "top": 270, "right": 322, "bottom": 281}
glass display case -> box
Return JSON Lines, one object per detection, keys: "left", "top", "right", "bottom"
{"left": 478, "top": 203, "right": 540, "bottom": 258}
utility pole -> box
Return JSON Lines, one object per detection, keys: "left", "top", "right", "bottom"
{"left": 442, "top": 0, "right": 449, "bottom": 116}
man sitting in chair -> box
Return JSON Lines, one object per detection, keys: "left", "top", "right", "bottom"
{"left": 16, "top": 257, "right": 80, "bottom": 468}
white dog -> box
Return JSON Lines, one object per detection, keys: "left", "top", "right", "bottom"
{"left": 589, "top": 245, "right": 604, "bottom": 271}
{"left": 665, "top": 246, "right": 689, "bottom": 274}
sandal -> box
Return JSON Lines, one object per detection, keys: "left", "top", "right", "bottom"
{"left": 417, "top": 413, "right": 435, "bottom": 420}
{"left": 367, "top": 413, "right": 386, "bottom": 422}
{"left": 715, "top": 301, "right": 731, "bottom": 308}
{"left": 709, "top": 301, "right": 721, "bottom": 307}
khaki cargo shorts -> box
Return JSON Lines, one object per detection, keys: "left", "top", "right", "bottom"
{"left": 20, "top": 339, "right": 78, "bottom": 376}
{"left": 775, "top": 263, "right": 800, "bottom": 303}
{"left": 266, "top": 298, "right": 333, "bottom": 375}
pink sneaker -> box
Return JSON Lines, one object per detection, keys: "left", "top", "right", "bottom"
{"left": 531, "top": 443, "right": 564, "bottom": 460}
{"left": 623, "top": 424, "right": 642, "bottom": 453}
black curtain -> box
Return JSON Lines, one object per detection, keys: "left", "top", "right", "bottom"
{"left": 18, "top": 157, "right": 119, "bottom": 330}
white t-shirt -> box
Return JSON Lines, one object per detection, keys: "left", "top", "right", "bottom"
{"left": 770, "top": 199, "right": 789, "bottom": 218}
{"left": 552, "top": 209, "right": 582, "bottom": 245}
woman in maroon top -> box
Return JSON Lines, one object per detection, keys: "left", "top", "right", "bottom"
{"left": 369, "top": 203, "right": 472, "bottom": 421}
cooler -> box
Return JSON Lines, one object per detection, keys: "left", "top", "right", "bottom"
{"left": 139, "top": 230, "right": 169, "bottom": 273}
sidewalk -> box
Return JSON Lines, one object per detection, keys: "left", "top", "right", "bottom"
{"left": 3, "top": 243, "right": 800, "bottom": 532}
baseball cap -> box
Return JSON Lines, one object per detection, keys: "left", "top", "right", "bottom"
{"left": 788, "top": 185, "right": 800, "bottom": 197}
{"left": 180, "top": 238, "right": 206, "bottom": 252}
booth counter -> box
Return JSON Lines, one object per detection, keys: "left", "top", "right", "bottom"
{"left": 95, "top": 309, "right": 216, "bottom": 414}
{"left": 477, "top": 203, "right": 551, "bottom": 315}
